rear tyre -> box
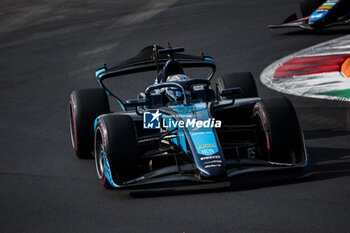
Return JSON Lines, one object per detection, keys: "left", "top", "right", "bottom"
{"left": 300, "top": 0, "right": 324, "bottom": 17}
{"left": 216, "top": 72, "right": 258, "bottom": 100}
{"left": 69, "top": 88, "right": 110, "bottom": 158}
{"left": 94, "top": 115, "right": 139, "bottom": 188}
{"left": 252, "top": 96, "right": 305, "bottom": 164}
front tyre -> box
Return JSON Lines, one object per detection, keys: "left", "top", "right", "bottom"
{"left": 216, "top": 72, "right": 258, "bottom": 100}
{"left": 252, "top": 96, "right": 306, "bottom": 164}
{"left": 94, "top": 115, "right": 140, "bottom": 188}
{"left": 69, "top": 88, "right": 110, "bottom": 158}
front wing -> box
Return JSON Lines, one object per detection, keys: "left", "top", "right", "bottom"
{"left": 268, "top": 14, "right": 350, "bottom": 30}
{"left": 110, "top": 159, "right": 309, "bottom": 190}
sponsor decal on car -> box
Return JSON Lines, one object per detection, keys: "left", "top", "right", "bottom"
{"left": 200, "top": 155, "right": 223, "bottom": 168}
{"left": 197, "top": 143, "right": 216, "bottom": 148}
{"left": 310, "top": 12, "right": 327, "bottom": 20}
{"left": 201, "top": 148, "right": 215, "bottom": 155}
{"left": 200, "top": 155, "right": 221, "bottom": 161}
{"left": 309, "top": 0, "right": 340, "bottom": 21}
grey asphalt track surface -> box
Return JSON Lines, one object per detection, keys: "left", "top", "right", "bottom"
{"left": 1, "top": 0, "right": 350, "bottom": 232}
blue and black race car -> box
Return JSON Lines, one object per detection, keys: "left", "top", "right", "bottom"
{"left": 69, "top": 45, "right": 308, "bottom": 189}
{"left": 269, "top": 0, "right": 350, "bottom": 30}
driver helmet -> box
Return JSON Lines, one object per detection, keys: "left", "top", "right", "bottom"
{"left": 165, "top": 74, "right": 191, "bottom": 101}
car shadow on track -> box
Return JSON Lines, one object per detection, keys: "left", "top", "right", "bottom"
{"left": 304, "top": 129, "right": 350, "bottom": 140}
{"left": 306, "top": 146, "right": 350, "bottom": 180}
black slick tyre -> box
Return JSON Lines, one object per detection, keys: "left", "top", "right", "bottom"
{"left": 252, "top": 96, "right": 305, "bottom": 164}
{"left": 216, "top": 72, "right": 258, "bottom": 100}
{"left": 69, "top": 88, "right": 110, "bottom": 159}
{"left": 94, "top": 115, "right": 139, "bottom": 188}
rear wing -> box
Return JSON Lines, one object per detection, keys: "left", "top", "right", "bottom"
{"left": 96, "top": 45, "right": 216, "bottom": 81}
{"left": 94, "top": 45, "right": 216, "bottom": 110}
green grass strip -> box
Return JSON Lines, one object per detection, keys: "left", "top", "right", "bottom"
{"left": 316, "top": 89, "right": 350, "bottom": 98}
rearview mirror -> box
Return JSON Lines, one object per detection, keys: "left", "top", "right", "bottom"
{"left": 125, "top": 98, "right": 149, "bottom": 107}
{"left": 219, "top": 87, "right": 242, "bottom": 98}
